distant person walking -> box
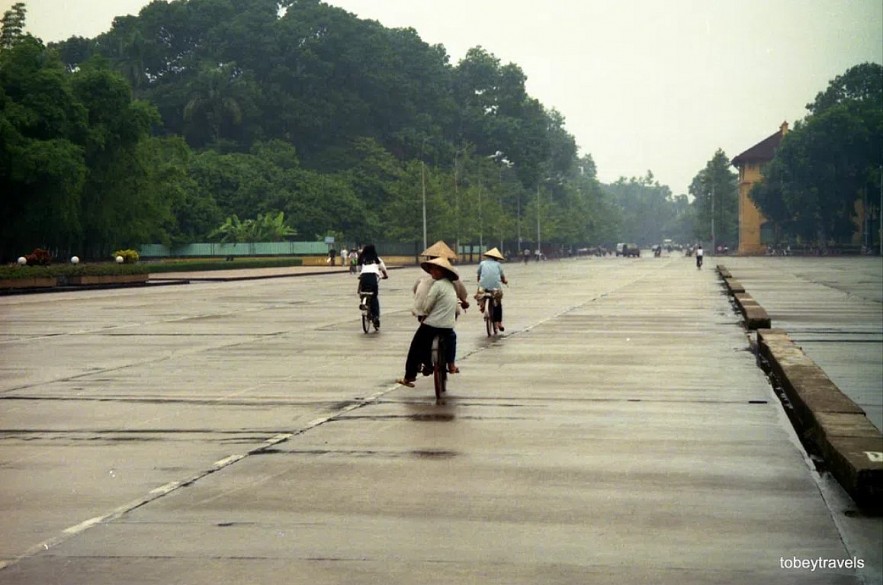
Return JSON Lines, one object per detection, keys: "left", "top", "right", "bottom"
{"left": 695, "top": 244, "right": 703, "bottom": 269}
{"left": 348, "top": 249, "right": 359, "bottom": 275}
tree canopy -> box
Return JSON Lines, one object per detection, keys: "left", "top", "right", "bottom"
{"left": 750, "top": 62, "right": 883, "bottom": 247}
{"left": 13, "top": 1, "right": 877, "bottom": 260}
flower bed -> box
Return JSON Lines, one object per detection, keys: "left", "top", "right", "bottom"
{"left": 66, "top": 273, "right": 149, "bottom": 285}
{"left": 0, "top": 276, "right": 57, "bottom": 290}
{"left": 0, "top": 263, "right": 150, "bottom": 291}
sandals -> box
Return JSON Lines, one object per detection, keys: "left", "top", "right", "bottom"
{"left": 447, "top": 365, "right": 460, "bottom": 374}
{"left": 396, "top": 378, "right": 416, "bottom": 387}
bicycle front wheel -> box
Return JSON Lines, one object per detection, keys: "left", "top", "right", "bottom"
{"left": 361, "top": 311, "right": 369, "bottom": 333}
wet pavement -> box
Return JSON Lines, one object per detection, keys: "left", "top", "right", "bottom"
{"left": 0, "top": 254, "right": 880, "bottom": 584}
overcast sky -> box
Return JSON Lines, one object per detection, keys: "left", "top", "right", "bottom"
{"left": 10, "top": 0, "right": 883, "bottom": 195}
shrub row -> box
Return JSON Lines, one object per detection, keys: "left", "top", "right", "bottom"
{"left": 2, "top": 256, "right": 306, "bottom": 281}
{"left": 0, "top": 263, "right": 150, "bottom": 280}
{"left": 144, "top": 257, "right": 304, "bottom": 273}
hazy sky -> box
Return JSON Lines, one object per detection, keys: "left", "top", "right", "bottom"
{"left": 10, "top": 0, "right": 883, "bottom": 195}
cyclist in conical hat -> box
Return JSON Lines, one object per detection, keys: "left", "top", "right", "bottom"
{"left": 476, "top": 247, "right": 508, "bottom": 331}
{"left": 420, "top": 240, "right": 458, "bottom": 261}
{"left": 397, "top": 257, "right": 461, "bottom": 387}
{"left": 414, "top": 240, "right": 469, "bottom": 319}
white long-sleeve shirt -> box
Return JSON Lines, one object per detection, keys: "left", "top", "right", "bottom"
{"left": 413, "top": 274, "right": 468, "bottom": 317}
{"left": 417, "top": 278, "right": 458, "bottom": 329}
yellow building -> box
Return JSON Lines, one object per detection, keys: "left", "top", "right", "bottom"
{"left": 731, "top": 122, "right": 788, "bottom": 255}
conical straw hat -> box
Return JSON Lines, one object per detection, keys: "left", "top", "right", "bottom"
{"left": 421, "top": 240, "right": 458, "bottom": 260}
{"left": 420, "top": 256, "right": 460, "bottom": 280}
{"left": 483, "top": 247, "right": 505, "bottom": 260}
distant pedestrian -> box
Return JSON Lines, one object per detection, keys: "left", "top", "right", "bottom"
{"left": 340, "top": 247, "right": 348, "bottom": 268}
{"left": 328, "top": 247, "right": 337, "bottom": 266}
{"left": 349, "top": 250, "right": 359, "bottom": 274}
{"left": 523, "top": 248, "right": 530, "bottom": 264}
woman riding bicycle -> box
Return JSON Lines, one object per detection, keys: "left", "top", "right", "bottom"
{"left": 475, "top": 247, "right": 508, "bottom": 332}
{"left": 397, "top": 257, "right": 460, "bottom": 387}
{"left": 413, "top": 240, "right": 469, "bottom": 319}
{"left": 357, "top": 244, "right": 388, "bottom": 329}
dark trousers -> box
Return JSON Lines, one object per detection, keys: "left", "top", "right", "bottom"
{"left": 405, "top": 323, "right": 455, "bottom": 379}
{"left": 492, "top": 300, "right": 503, "bottom": 323}
{"left": 358, "top": 273, "right": 380, "bottom": 317}
{"left": 483, "top": 294, "right": 503, "bottom": 322}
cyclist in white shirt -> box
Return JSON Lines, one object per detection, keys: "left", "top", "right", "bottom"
{"left": 357, "top": 244, "right": 388, "bottom": 328}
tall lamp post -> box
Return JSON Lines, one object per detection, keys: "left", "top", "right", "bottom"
{"left": 536, "top": 182, "right": 542, "bottom": 257}
{"left": 419, "top": 138, "right": 429, "bottom": 252}
{"left": 421, "top": 160, "right": 427, "bottom": 252}
{"left": 710, "top": 182, "right": 716, "bottom": 254}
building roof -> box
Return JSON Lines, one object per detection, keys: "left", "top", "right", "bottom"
{"left": 731, "top": 122, "right": 788, "bottom": 167}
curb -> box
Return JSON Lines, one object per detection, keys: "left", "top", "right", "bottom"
{"left": 757, "top": 329, "right": 882, "bottom": 509}
{"left": 718, "top": 265, "right": 769, "bottom": 329}
{"left": 718, "top": 265, "right": 883, "bottom": 510}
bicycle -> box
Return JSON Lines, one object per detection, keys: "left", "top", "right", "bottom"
{"left": 480, "top": 289, "right": 502, "bottom": 336}
{"left": 359, "top": 291, "right": 378, "bottom": 333}
{"left": 696, "top": 255, "right": 703, "bottom": 270}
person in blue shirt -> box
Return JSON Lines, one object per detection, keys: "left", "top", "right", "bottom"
{"left": 475, "top": 247, "right": 508, "bottom": 331}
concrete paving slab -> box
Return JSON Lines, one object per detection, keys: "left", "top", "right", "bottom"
{"left": 0, "top": 255, "right": 879, "bottom": 584}
{"left": 721, "top": 257, "right": 882, "bottom": 431}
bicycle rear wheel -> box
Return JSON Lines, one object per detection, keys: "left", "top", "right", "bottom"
{"left": 485, "top": 299, "right": 494, "bottom": 336}
{"left": 486, "top": 298, "right": 499, "bottom": 336}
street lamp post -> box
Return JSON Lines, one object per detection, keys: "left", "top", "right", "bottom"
{"left": 478, "top": 176, "right": 483, "bottom": 252}
{"left": 421, "top": 160, "right": 427, "bottom": 252}
{"left": 453, "top": 149, "right": 461, "bottom": 255}
{"left": 536, "top": 182, "right": 541, "bottom": 257}
{"left": 710, "top": 182, "right": 716, "bottom": 254}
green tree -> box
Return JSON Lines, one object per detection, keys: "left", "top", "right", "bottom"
{"left": 750, "top": 63, "right": 883, "bottom": 247}
{"left": 0, "top": 2, "right": 26, "bottom": 50}
{"left": 688, "top": 149, "right": 739, "bottom": 248}
{"left": 605, "top": 171, "right": 679, "bottom": 247}
{"left": 0, "top": 36, "right": 88, "bottom": 260}
{"left": 71, "top": 57, "right": 162, "bottom": 255}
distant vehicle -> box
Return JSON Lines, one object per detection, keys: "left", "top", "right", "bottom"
{"left": 622, "top": 243, "right": 640, "bottom": 257}
{"left": 615, "top": 243, "right": 625, "bottom": 256}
